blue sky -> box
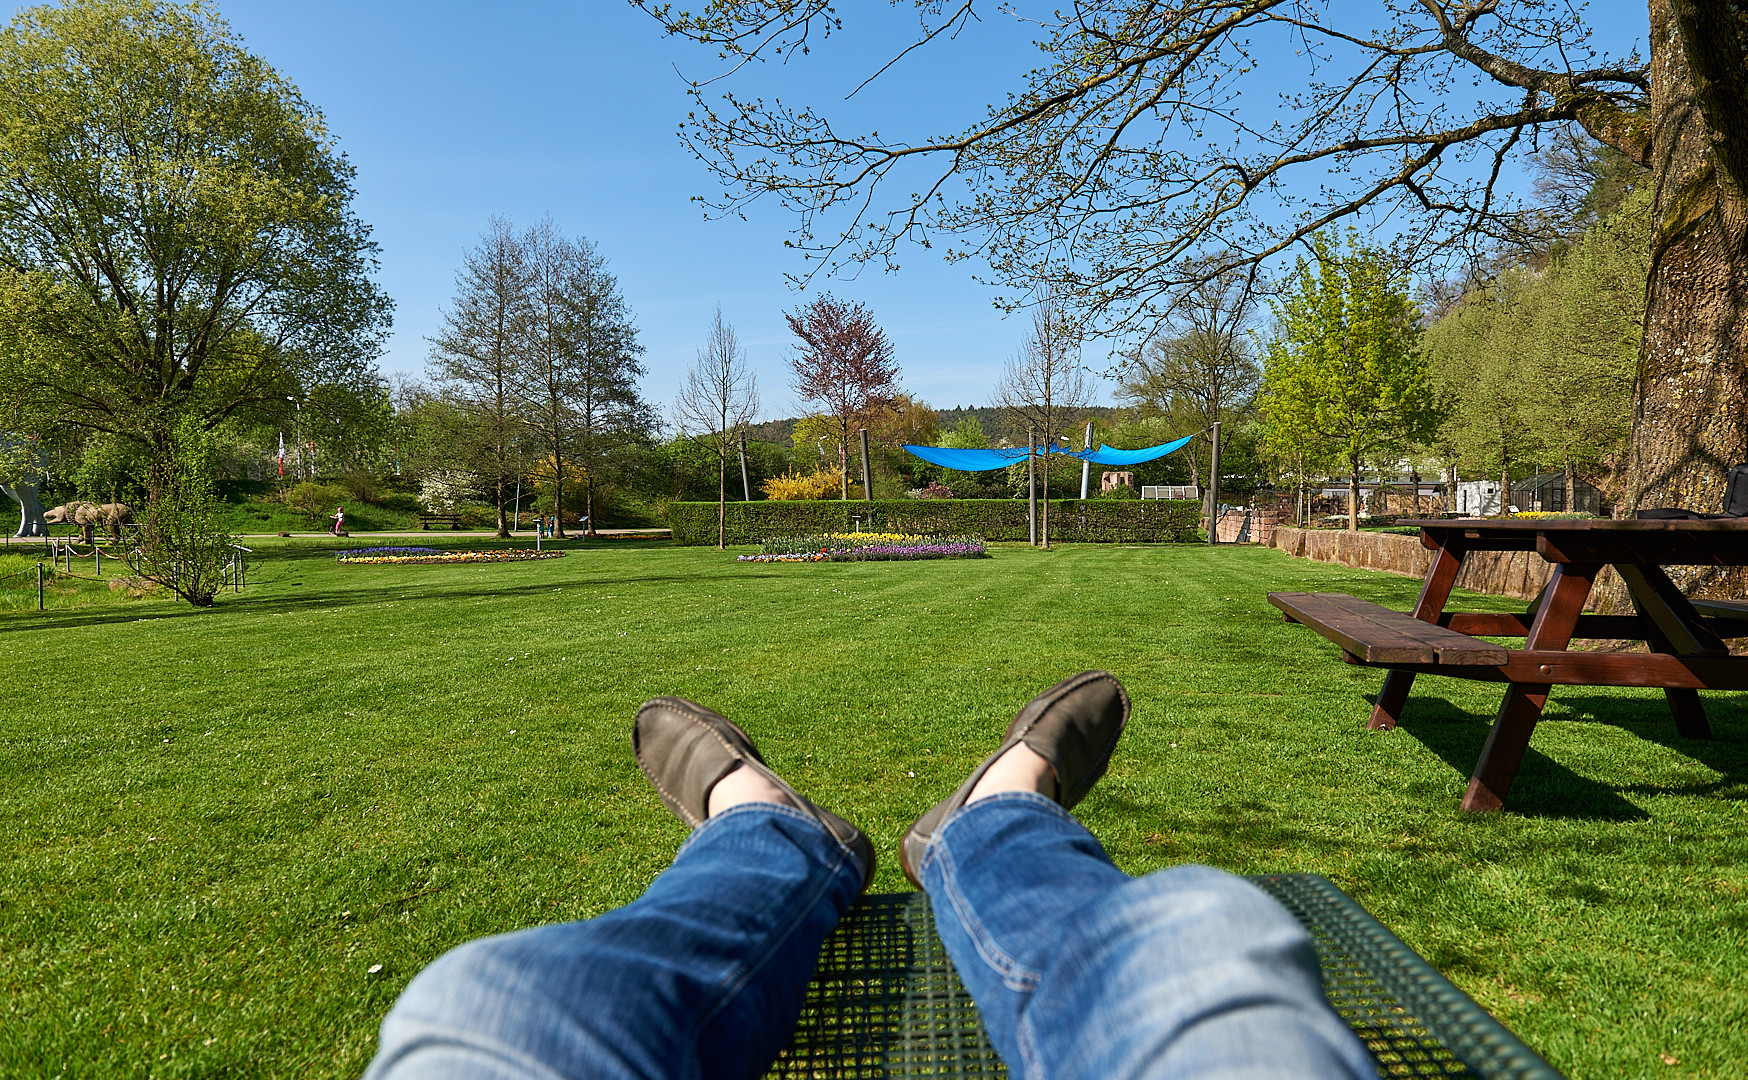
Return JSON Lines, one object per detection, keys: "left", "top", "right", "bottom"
{"left": 7, "top": 1, "right": 1647, "bottom": 424}
{"left": 202, "top": 1, "right": 1050, "bottom": 422}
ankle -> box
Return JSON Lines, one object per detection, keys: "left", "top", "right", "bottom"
{"left": 706, "top": 763, "right": 797, "bottom": 817}
{"left": 966, "top": 743, "right": 1058, "bottom": 804}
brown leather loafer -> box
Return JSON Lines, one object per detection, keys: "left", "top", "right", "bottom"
{"left": 899, "top": 671, "right": 1130, "bottom": 887}
{"left": 634, "top": 696, "right": 875, "bottom": 889}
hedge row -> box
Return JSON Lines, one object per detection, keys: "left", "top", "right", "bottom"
{"left": 664, "top": 499, "right": 1202, "bottom": 546}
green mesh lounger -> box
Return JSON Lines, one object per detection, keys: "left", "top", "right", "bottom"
{"left": 767, "top": 873, "right": 1564, "bottom": 1080}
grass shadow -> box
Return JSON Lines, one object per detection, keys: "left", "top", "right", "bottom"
{"left": 1394, "top": 695, "right": 1650, "bottom": 821}
{"left": 1544, "top": 691, "right": 1747, "bottom": 792}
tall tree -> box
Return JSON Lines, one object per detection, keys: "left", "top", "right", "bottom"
{"left": 649, "top": 1, "right": 1748, "bottom": 548}
{"left": 786, "top": 294, "right": 899, "bottom": 499}
{"left": 429, "top": 218, "right": 527, "bottom": 537}
{"left": 996, "top": 297, "right": 1094, "bottom": 548}
{"left": 675, "top": 307, "right": 759, "bottom": 548}
{"left": 558, "top": 235, "right": 647, "bottom": 537}
{"left": 1258, "top": 235, "right": 1443, "bottom": 531}
{"left": 1428, "top": 195, "right": 1647, "bottom": 509}
{"left": 0, "top": 0, "right": 390, "bottom": 475}
{"left": 1425, "top": 276, "right": 1544, "bottom": 510}
{"left": 1118, "top": 270, "right": 1261, "bottom": 486}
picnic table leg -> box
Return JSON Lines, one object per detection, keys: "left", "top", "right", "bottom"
{"left": 1461, "top": 562, "right": 1600, "bottom": 812}
{"left": 1368, "top": 540, "right": 1466, "bottom": 730}
{"left": 1616, "top": 564, "right": 1722, "bottom": 740}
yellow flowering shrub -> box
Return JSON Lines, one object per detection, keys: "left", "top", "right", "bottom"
{"left": 761, "top": 468, "right": 844, "bottom": 500}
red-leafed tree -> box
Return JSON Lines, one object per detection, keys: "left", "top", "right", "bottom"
{"left": 786, "top": 295, "right": 899, "bottom": 499}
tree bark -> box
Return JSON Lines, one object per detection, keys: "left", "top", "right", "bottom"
{"left": 1624, "top": 0, "right": 1748, "bottom": 598}
{"left": 717, "top": 453, "right": 726, "bottom": 549}
{"left": 1347, "top": 459, "right": 1360, "bottom": 532}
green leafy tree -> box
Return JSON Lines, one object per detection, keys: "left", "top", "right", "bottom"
{"left": 133, "top": 418, "right": 238, "bottom": 608}
{"left": 1427, "top": 193, "right": 1646, "bottom": 512}
{"left": 1424, "top": 271, "right": 1545, "bottom": 509}
{"left": 1259, "top": 235, "right": 1442, "bottom": 530}
{"left": 0, "top": 0, "right": 390, "bottom": 472}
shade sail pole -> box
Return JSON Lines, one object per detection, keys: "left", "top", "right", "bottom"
{"left": 1206, "top": 421, "right": 1222, "bottom": 546}
{"left": 1080, "top": 421, "right": 1093, "bottom": 500}
{"left": 1027, "top": 428, "right": 1037, "bottom": 546}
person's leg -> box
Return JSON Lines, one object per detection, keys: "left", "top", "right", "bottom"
{"left": 368, "top": 802, "right": 863, "bottom": 1080}
{"left": 905, "top": 673, "right": 1371, "bottom": 1080}
{"left": 922, "top": 793, "right": 1374, "bottom": 1080}
{"left": 367, "top": 696, "right": 874, "bottom": 1080}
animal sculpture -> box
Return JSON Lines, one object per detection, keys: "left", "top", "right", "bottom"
{"left": 1, "top": 433, "right": 49, "bottom": 537}
{"left": 43, "top": 501, "right": 134, "bottom": 543}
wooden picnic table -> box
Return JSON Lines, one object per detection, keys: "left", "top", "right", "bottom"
{"left": 1269, "top": 517, "right": 1748, "bottom": 812}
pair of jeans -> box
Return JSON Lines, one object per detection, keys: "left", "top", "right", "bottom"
{"left": 367, "top": 796, "right": 1373, "bottom": 1080}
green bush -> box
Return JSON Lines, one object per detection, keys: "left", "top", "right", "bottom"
{"left": 664, "top": 499, "right": 1201, "bottom": 546}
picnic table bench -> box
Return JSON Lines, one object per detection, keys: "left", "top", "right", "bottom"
{"left": 420, "top": 513, "right": 465, "bottom": 530}
{"left": 1269, "top": 518, "right": 1748, "bottom": 811}
{"left": 771, "top": 877, "right": 1563, "bottom": 1079}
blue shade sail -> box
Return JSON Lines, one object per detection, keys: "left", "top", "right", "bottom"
{"left": 901, "top": 434, "right": 1195, "bottom": 472}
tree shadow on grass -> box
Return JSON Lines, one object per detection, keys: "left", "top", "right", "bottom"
{"left": 2, "top": 572, "right": 783, "bottom": 632}
{"left": 1392, "top": 695, "right": 1650, "bottom": 821}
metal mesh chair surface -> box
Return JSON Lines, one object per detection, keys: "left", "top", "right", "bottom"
{"left": 766, "top": 873, "right": 1564, "bottom": 1080}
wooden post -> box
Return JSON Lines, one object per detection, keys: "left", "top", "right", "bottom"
{"left": 1027, "top": 428, "right": 1037, "bottom": 545}
{"left": 1206, "top": 421, "right": 1222, "bottom": 545}
{"left": 739, "top": 433, "right": 752, "bottom": 501}
{"left": 37, "top": 561, "right": 44, "bottom": 610}
{"left": 859, "top": 428, "right": 873, "bottom": 502}
{"left": 1461, "top": 562, "right": 1599, "bottom": 811}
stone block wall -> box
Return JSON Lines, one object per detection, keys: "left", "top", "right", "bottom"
{"left": 1267, "top": 526, "right": 1606, "bottom": 611}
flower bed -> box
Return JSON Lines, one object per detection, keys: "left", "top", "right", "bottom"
{"left": 336, "top": 548, "right": 567, "bottom": 565}
{"left": 334, "top": 547, "right": 442, "bottom": 559}
{"left": 736, "top": 533, "right": 986, "bottom": 563}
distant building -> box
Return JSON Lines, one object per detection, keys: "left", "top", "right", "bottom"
{"left": 1510, "top": 473, "right": 1602, "bottom": 514}
{"left": 1141, "top": 484, "right": 1198, "bottom": 500}
{"left": 1456, "top": 481, "right": 1502, "bottom": 516}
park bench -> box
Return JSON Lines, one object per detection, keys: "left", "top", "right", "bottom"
{"left": 420, "top": 513, "right": 465, "bottom": 530}
{"left": 1268, "top": 591, "right": 1509, "bottom": 666}
{"left": 1690, "top": 597, "right": 1748, "bottom": 630}
{"left": 770, "top": 876, "right": 1562, "bottom": 1080}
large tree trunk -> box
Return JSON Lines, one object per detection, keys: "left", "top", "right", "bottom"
{"left": 1623, "top": 0, "right": 1748, "bottom": 599}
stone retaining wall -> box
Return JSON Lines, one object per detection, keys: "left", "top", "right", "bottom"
{"left": 1267, "top": 526, "right": 1605, "bottom": 611}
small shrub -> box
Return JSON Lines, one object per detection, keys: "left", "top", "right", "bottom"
{"left": 284, "top": 481, "right": 349, "bottom": 522}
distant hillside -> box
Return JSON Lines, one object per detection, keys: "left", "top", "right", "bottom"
{"left": 748, "top": 404, "right": 1129, "bottom": 448}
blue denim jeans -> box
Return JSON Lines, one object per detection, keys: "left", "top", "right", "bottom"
{"left": 368, "top": 797, "right": 1373, "bottom": 1080}
{"left": 366, "top": 802, "right": 865, "bottom": 1080}
{"left": 921, "top": 792, "right": 1375, "bottom": 1080}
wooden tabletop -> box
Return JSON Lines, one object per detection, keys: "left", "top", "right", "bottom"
{"left": 1396, "top": 517, "right": 1748, "bottom": 565}
{"left": 1398, "top": 517, "right": 1748, "bottom": 532}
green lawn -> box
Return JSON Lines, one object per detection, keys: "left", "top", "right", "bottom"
{"left": 3, "top": 540, "right": 1743, "bottom": 1079}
